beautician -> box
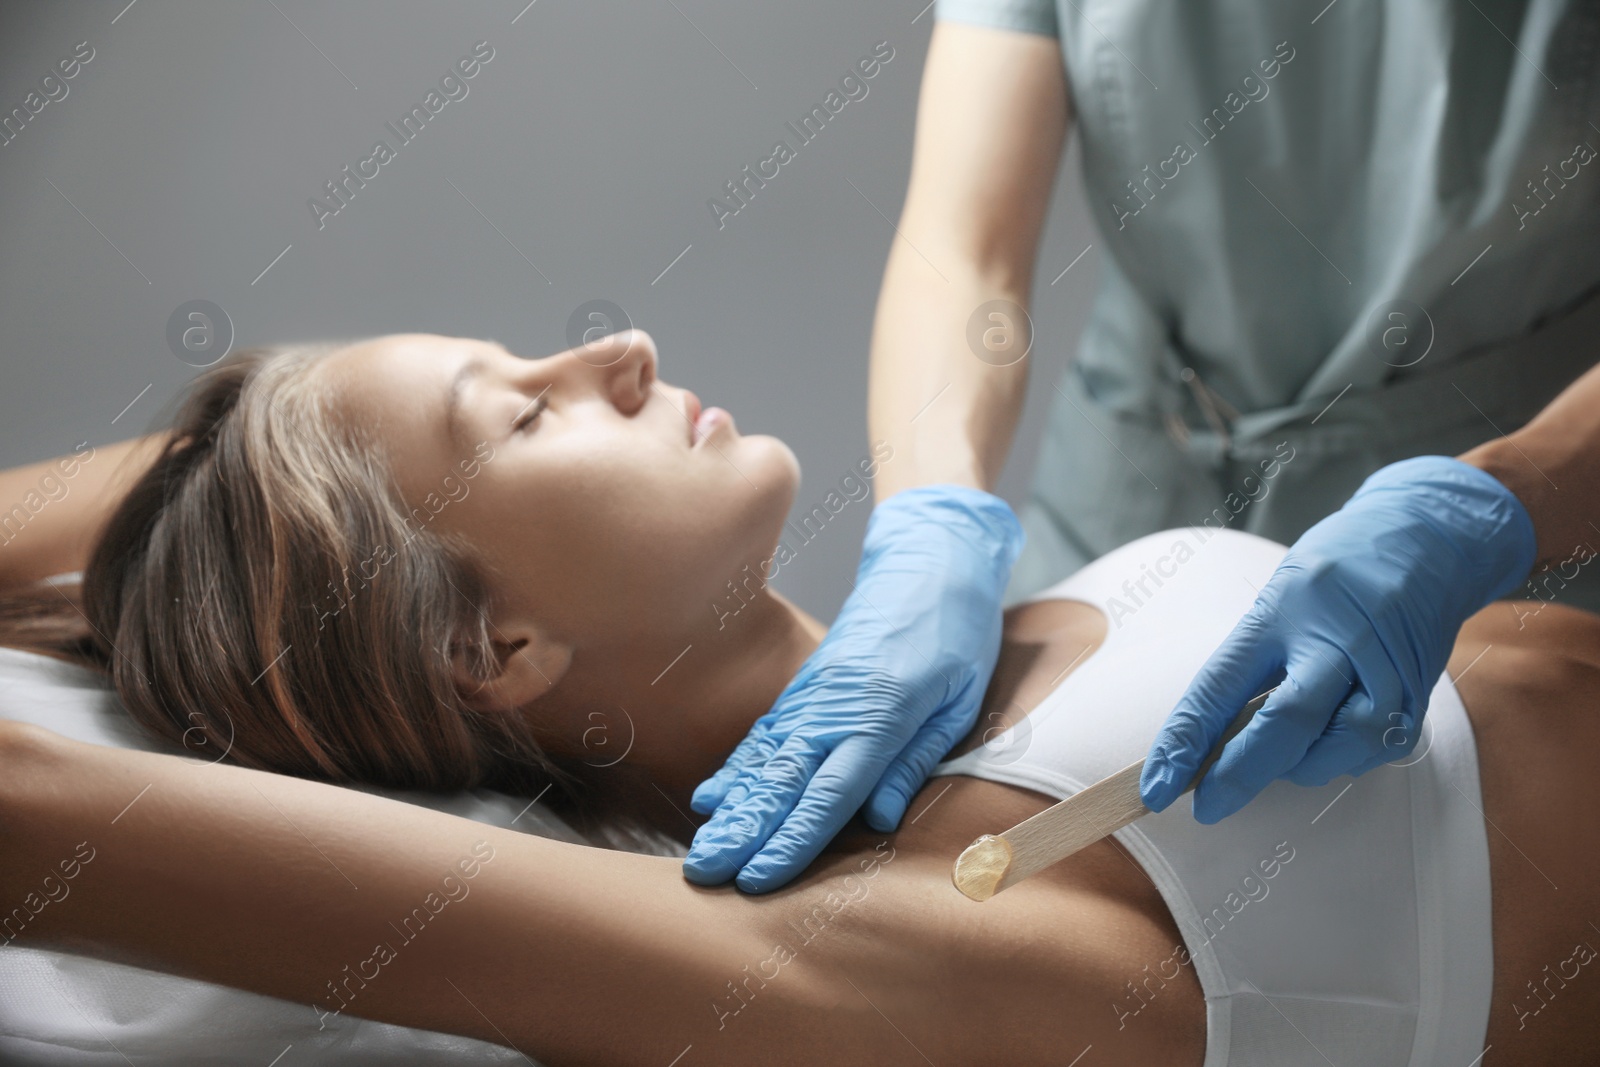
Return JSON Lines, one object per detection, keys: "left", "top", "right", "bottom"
{"left": 685, "top": 0, "right": 1600, "bottom": 891}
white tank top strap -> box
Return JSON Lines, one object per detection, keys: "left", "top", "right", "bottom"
{"left": 936, "top": 526, "right": 1285, "bottom": 786}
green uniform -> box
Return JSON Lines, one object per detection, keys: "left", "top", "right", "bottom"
{"left": 935, "top": 0, "right": 1600, "bottom": 607}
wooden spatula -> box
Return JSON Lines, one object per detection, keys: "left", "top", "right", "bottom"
{"left": 951, "top": 689, "right": 1271, "bottom": 901}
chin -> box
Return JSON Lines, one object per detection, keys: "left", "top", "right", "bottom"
{"left": 737, "top": 433, "right": 801, "bottom": 546}
{"left": 739, "top": 433, "right": 802, "bottom": 497}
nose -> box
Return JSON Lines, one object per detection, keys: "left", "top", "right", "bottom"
{"left": 557, "top": 328, "right": 658, "bottom": 415}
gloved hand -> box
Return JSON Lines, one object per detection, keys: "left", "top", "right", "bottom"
{"left": 1141, "top": 455, "right": 1536, "bottom": 824}
{"left": 683, "top": 484, "right": 1024, "bottom": 893}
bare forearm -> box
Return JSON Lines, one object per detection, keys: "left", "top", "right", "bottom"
{"left": 0, "top": 725, "right": 763, "bottom": 1061}
{"left": 867, "top": 22, "right": 1068, "bottom": 500}
{"left": 0, "top": 434, "right": 166, "bottom": 588}
{"left": 868, "top": 252, "right": 1031, "bottom": 496}
{"left": 1460, "top": 358, "right": 1600, "bottom": 569}
{"left": 0, "top": 724, "right": 935, "bottom": 1065}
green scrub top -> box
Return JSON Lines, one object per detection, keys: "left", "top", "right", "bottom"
{"left": 935, "top": 0, "right": 1600, "bottom": 609}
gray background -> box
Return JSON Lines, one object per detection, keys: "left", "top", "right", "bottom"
{"left": 0, "top": 0, "right": 1098, "bottom": 621}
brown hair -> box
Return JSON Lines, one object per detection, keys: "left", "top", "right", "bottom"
{"left": 61, "top": 345, "right": 581, "bottom": 806}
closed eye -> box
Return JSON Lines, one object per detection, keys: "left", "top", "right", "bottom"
{"left": 512, "top": 391, "right": 548, "bottom": 434}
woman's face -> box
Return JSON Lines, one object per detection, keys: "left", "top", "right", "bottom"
{"left": 320, "top": 330, "right": 799, "bottom": 649}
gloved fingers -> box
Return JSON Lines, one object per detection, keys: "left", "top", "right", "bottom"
{"left": 689, "top": 717, "right": 777, "bottom": 815}
{"left": 682, "top": 734, "right": 825, "bottom": 886}
{"left": 1284, "top": 653, "right": 1405, "bottom": 786}
{"left": 1279, "top": 704, "right": 1376, "bottom": 787}
{"left": 734, "top": 734, "right": 891, "bottom": 893}
{"left": 706, "top": 768, "right": 760, "bottom": 826}
{"left": 1143, "top": 613, "right": 1285, "bottom": 812}
{"left": 689, "top": 766, "right": 737, "bottom": 817}
{"left": 861, "top": 711, "right": 971, "bottom": 832}
{"left": 1190, "top": 644, "right": 1355, "bottom": 824}
{"left": 701, "top": 742, "right": 783, "bottom": 821}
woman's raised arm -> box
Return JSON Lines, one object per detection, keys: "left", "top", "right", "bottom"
{"left": 0, "top": 721, "right": 1036, "bottom": 1067}
{"left": 0, "top": 720, "right": 769, "bottom": 1062}
{"left": 0, "top": 434, "right": 166, "bottom": 590}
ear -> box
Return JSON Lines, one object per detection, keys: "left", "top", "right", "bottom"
{"left": 452, "top": 617, "right": 573, "bottom": 713}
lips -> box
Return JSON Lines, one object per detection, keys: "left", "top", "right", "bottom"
{"left": 683, "top": 390, "right": 702, "bottom": 445}
{"left": 694, "top": 406, "right": 729, "bottom": 444}
{"left": 680, "top": 387, "right": 733, "bottom": 446}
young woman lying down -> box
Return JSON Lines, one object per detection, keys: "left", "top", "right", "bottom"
{"left": 1, "top": 330, "right": 1597, "bottom": 1066}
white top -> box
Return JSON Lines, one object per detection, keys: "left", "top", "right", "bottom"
{"left": 932, "top": 528, "right": 1494, "bottom": 1067}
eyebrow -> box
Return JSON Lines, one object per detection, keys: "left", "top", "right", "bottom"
{"left": 444, "top": 356, "right": 487, "bottom": 450}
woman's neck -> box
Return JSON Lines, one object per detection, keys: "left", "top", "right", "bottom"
{"left": 534, "top": 585, "right": 825, "bottom": 828}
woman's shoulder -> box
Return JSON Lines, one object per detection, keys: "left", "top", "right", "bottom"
{"left": 1456, "top": 598, "right": 1600, "bottom": 709}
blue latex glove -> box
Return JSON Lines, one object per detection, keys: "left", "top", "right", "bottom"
{"left": 683, "top": 484, "right": 1024, "bottom": 893}
{"left": 1141, "top": 455, "right": 1536, "bottom": 824}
